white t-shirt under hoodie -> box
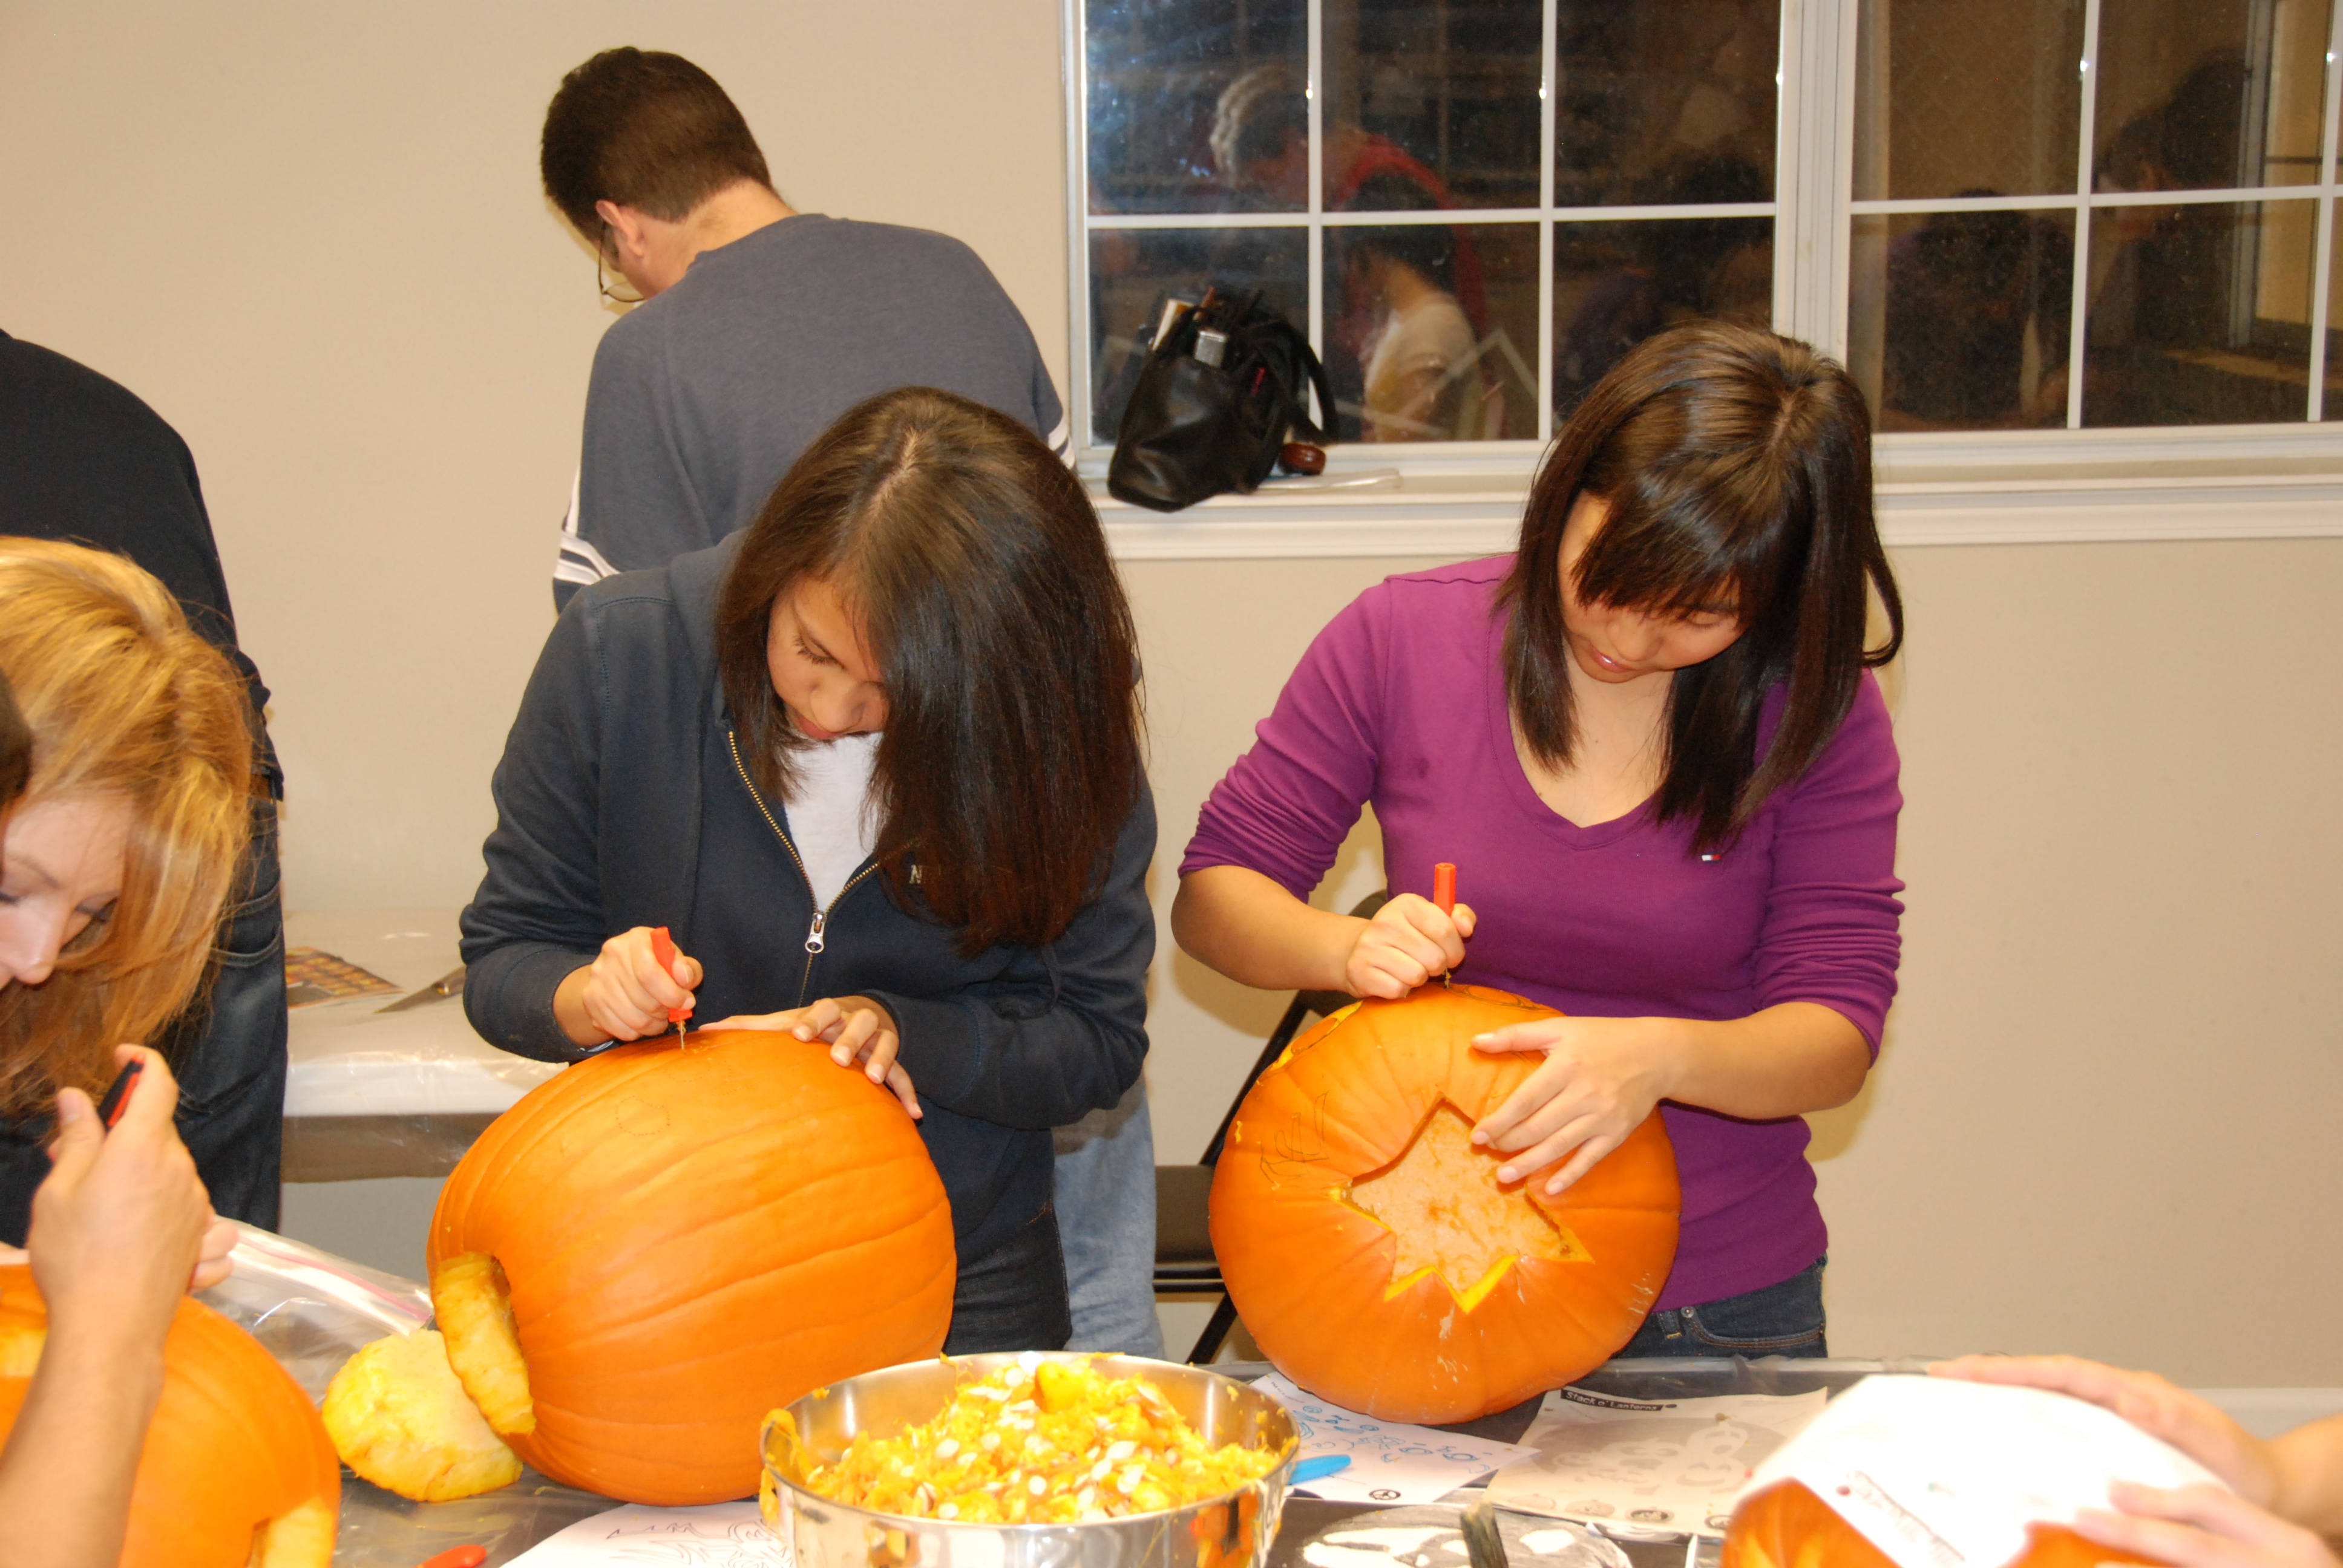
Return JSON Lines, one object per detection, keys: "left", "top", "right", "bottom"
{"left": 786, "top": 731, "right": 882, "bottom": 908}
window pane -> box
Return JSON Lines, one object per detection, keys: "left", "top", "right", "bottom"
{"left": 2083, "top": 199, "right": 2318, "bottom": 425}
{"left": 1087, "top": 0, "right": 1306, "bottom": 214}
{"left": 1322, "top": 0, "right": 1542, "bottom": 211}
{"left": 1087, "top": 229, "right": 1310, "bottom": 439}
{"left": 2328, "top": 223, "right": 2343, "bottom": 420}
{"left": 1326, "top": 221, "right": 1538, "bottom": 441}
{"left": 1849, "top": 211, "right": 2075, "bottom": 430}
{"left": 1853, "top": 0, "right": 2086, "bottom": 201}
{"left": 1555, "top": 0, "right": 1779, "bottom": 208}
{"left": 1553, "top": 217, "right": 1774, "bottom": 416}
{"left": 2094, "top": 0, "right": 2332, "bottom": 194}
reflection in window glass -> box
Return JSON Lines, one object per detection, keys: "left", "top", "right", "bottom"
{"left": 2329, "top": 225, "right": 2343, "bottom": 420}
{"left": 1328, "top": 221, "right": 1538, "bottom": 441}
{"left": 1087, "top": 0, "right": 1306, "bottom": 215}
{"left": 1087, "top": 229, "right": 1310, "bottom": 438}
{"left": 1554, "top": 0, "right": 1778, "bottom": 208}
{"left": 1853, "top": 0, "right": 2085, "bottom": 200}
{"left": 1850, "top": 211, "right": 2075, "bottom": 430}
{"left": 1553, "top": 217, "right": 1772, "bottom": 416}
{"left": 1322, "top": 0, "right": 1542, "bottom": 211}
{"left": 2094, "top": 0, "right": 2330, "bottom": 194}
{"left": 2083, "top": 200, "right": 2318, "bottom": 425}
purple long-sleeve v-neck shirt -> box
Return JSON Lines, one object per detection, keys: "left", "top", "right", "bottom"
{"left": 1181, "top": 557, "right": 1904, "bottom": 1310}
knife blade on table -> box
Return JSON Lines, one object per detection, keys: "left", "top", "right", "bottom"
{"left": 376, "top": 965, "right": 467, "bottom": 1013}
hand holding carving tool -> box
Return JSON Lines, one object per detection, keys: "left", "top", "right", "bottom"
{"left": 95, "top": 1056, "right": 145, "bottom": 1130}
{"left": 649, "top": 926, "right": 692, "bottom": 1044}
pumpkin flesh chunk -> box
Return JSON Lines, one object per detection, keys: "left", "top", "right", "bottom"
{"left": 1346, "top": 1102, "right": 1589, "bottom": 1312}
{"left": 433, "top": 1252, "right": 534, "bottom": 1436}
{"left": 246, "top": 1497, "right": 336, "bottom": 1568}
{"left": 0, "top": 1323, "right": 42, "bottom": 1378}
{"left": 323, "top": 1328, "right": 522, "bottom": 1501}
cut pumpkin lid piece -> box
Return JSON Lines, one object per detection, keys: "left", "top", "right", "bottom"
{"left": 1346, "top": 1102, "right": 1591, "bottom": 1310}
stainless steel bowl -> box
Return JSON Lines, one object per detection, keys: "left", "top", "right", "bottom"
{"left": 761, "top": 1352, "right": 1297, "bottom": 1568}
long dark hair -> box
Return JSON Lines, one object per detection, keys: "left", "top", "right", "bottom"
{"left": 1498, "top": 322, "right": 1902, "bottom": 851}
{"left": 716, "top": 388, "right": 1144, "bottom": 954}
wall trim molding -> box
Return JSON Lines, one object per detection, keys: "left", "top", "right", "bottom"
{"left": 1101, "top": 474, "right": 2343, "bottom": 560}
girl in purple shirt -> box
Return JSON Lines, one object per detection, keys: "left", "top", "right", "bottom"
{"left": 1175, "top": 323, "right": 1905, "bottom": 1355}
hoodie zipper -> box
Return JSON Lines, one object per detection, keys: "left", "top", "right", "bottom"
{"left": 728, "top": 728, "right": 884, "bottom": 1005}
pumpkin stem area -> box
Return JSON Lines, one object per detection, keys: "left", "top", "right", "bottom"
{"left": 431, "top": 1252, "right": 536, "bottom": 1437}
{"left": 1343, "top": 1102, "right": 1590, "bottom": 1311}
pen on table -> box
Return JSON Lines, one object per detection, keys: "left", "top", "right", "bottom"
{"left": 95, "top": 1057, "right": 145, "bottom": 1131}
{"left": 650, "top": 926, "right": 693, "bottom": 1044}
{"left": 413, "top": 1547, "right": 487, "bottom": 1568}
{"left": 1433, "top": 861, "right": 1458, "bottom": 989}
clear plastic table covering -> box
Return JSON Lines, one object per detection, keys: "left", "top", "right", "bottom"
{"left": 197, "top": 1225, "right": 614, "bottom": 1566}
{"left": 200, "top": 1226, "right": 1921, "bottom": 1567}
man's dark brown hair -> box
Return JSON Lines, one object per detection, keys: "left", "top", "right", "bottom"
{"left": 540, "top": 48, "right": 773, "bottom": 241}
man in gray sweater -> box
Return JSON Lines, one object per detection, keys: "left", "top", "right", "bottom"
{"left": 543, "top": 47, "right": 1068, "bottom": 606}
{"left": 534, "top": 49, "right": 1161, "bottom": 1359}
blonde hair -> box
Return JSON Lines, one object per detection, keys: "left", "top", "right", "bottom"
{"left": 0, "top": 538, "right": 254, "bottom": 1116}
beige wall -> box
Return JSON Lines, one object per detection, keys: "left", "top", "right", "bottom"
{"left": 5, "top": 2, "right": 2339, "bottom": 1385}
{"left": 0, "top": 0, "right": 1069, "bottom": 911}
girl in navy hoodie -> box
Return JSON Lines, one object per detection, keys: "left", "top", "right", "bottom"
{"left": 462, "top": 388, "right": 1153, "bottom": 1351}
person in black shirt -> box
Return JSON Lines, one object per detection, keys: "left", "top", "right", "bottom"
{"left": 0, "top": 330, "right": 287, "bottom": 1241}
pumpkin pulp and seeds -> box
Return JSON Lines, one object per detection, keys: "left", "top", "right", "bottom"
{"left": 791, "top": 1355, "right": 1280, "bottom": 1523}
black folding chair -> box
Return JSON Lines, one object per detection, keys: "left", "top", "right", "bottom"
{"left": 1152, "top": 892, "right": 1386, "bottom": 1364}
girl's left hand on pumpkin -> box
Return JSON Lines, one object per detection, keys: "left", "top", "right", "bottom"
{"left": 1466, "top": 1016, "right": 1675, "bottom": 1195}
{"left": 701, "top": 996, "right": 920, "bottom": 1119}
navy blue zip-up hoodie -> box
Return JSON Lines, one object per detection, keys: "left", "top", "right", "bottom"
{"left": 460, "top": 535, "right": 1155, "bottom": 1264}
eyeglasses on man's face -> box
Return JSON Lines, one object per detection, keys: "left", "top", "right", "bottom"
{"left": 597, "top": 226, "right": 645, "bottom": 305}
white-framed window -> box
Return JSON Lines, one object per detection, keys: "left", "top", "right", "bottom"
{"left": 1065, "top": 0, "right": 2343, "bottom": 552}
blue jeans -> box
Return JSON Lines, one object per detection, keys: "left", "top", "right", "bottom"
{"left": 943, "top": 1202, "right": 1072, "bottom": 1353}
{"left": 1613, "top": 1256, "right": 1828, "bottom": 1359}
{"left": 1052, "top": 1079, "right": 1165, "bottom": 1357}
{"left": 160, "top": 795, "right": 288, "bottom": 1230}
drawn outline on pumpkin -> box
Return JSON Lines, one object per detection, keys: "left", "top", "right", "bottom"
{"left": 1258, "top": 1091, "right": 1337, "bottom": 1187}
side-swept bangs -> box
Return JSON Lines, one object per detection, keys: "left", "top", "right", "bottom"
{"left": 1499, "top": 322, "right": 1902, "bottom": 849}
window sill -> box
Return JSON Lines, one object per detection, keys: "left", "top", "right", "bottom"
{"left": 1086, "top": 426, "right": 2343, "bottom": 560}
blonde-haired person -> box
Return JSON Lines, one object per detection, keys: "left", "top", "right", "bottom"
{"left": 0, "top": 659, "right": 238, "bottom": 1568}
{"left": 0, "top": 538, "right": 257, "bottom": 1230}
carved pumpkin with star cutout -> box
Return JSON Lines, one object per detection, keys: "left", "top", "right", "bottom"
{"left": 1207, "top": 984, "right": 1679, "bottom": 1422}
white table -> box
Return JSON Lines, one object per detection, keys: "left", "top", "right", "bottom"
{"left": 283, "top": 907, "right": 560, "bottom": 1180}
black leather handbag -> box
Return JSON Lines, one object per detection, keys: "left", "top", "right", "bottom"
{"left": 1106, "top": 291, "right": 1334, "bottom": 513}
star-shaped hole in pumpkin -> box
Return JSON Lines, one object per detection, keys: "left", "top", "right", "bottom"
{"left": 1344, "top": 1102, "right": 1589, "bottom": 1310}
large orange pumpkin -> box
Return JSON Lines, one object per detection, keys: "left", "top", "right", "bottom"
{"left": 428, "top": 1028, "right": 957, "bottom": 1504}
{"left": 1209, "top": 984, "right": 1679, "bottom": 1423}
{"left": 0, "top": 1264, "right": 339, "bottom": 1567}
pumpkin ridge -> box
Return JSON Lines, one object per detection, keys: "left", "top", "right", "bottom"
{"left": 537, "top": 1210, "right": 957, "bottom": 1356}
{"left": 502, "top": 1094, "right": 916, "bottom": 1292}
{"left": 518, "top": 1142, "right": 950, "bottom": 1321}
